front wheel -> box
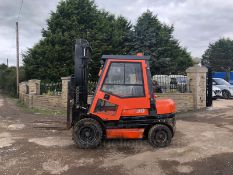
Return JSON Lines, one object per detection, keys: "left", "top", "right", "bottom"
{"left": 73, "top": 118, "right": 103, "bottom": 149}
{"left": 148, "top": 124, "right": 172, "bottom": 148}
{"left": 222, "top": 90, "right": 231, "bottom": 99}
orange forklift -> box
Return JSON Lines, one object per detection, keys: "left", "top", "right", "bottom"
{"left": 67, "top": 39, "right": 176, "bottom": 148}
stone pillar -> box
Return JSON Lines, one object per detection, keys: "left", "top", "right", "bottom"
{"left": 19, "top": 82, "right": 28, "bottom": 94}
{"left": 186, "top": 65, "right": 208, "bottom": 110}
{"left": 61, "top": 76, "right": 71, "bottom": 108}
{"left": 28, "top": 79, "right": 41, "bottom": 95}
{"left": 19, "top": 81, "right": 28, "bottom": 101}
{"left": 28, "top": 94, "right": 33, "bottom": 108}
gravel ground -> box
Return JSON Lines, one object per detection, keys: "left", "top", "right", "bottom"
{"left": 0, "top": 95, "right": 232, "bottom": 175}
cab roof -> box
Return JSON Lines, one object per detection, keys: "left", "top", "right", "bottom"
{"left": 101, "top": 55, "right": 150, "bottom": 60}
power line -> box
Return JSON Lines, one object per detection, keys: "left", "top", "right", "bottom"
{"left": 17, "top": 0, "right": 24, "bottom": 22}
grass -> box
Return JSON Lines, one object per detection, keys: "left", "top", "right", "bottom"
{"left": 14, "top": 99, "right": 66, "bottom": 116}
{"left": 2, "top": 92, "right": 66, "bottom": 116}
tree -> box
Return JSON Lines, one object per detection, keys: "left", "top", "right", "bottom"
{"left": 0, "top": 64, "right": 25, "bottom": 96}
{"left": 202, "top": 38, "right": 233, "bottom": 71}
{"left": 23, "top": 0, "right": 131, "bottom": 82}
{"left": 23, "top": 3, "right": 192, "bottom": 82}
{"left": 127, "top": 10, "right": 192, "bottom": 75}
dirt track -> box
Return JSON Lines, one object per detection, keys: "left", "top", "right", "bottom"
{"left": 0, "top": 94, "right": 233, "bottom": 175}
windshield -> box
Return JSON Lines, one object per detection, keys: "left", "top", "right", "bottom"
{"left": 214, "top": 78, "right": 230, "bottom": 86}
{"left": 176, "top": 77, "right": 187, "bottom": 83}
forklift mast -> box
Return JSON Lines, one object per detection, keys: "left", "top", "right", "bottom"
{"left": 74, "top": 39, "right": 91, "bottom": 108}
{"left": 67, "top": 39, "right": 91, "bottom": 128}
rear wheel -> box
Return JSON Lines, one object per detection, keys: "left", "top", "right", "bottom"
{"left": 73, "top": 118, "right": 103, "bottom": 149}
{"left": 222, "top": 90, "right": 231, "bottom": 99}
{"left": 212, "top": 97, "right": 217, "bottom": 100}
{"left": 148, "top": 124, "right": 172, "bottom": 148}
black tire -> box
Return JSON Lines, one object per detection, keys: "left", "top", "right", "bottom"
{"left": 222, "top": 90, "right": 231, "bottom": 99}
{"left": 212, "top": 97, "right": 217, "bottom": 100}
{"left": 148, "top": 124, "right": 172, "bottom": 148}
{"left": 73, "top": 118, "right": 103, "bottom": 149}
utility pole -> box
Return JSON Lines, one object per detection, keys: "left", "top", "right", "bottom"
{"left": 16, "top": 21, "right": 19, "bottom": 96}
{"left": 7, "top": 58, "right": 8, "bottom": 67}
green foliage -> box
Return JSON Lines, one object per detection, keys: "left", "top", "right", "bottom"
{"left": 40, "top": 81, "right": 62, "bottom": 95}
{"left": 127, "top": 11, "right": 193, "bottom": 75}
{"left": 0, "top": 64, "right": 25, "bottom": 96}
{"left": 23, "top": 0, "right": 131, "bottom": 82}
{"left": 23, "top": 1, "right": 192, "bottom": 83}
{"left": 202, "top": 38, "right": 233, "bottom": 71}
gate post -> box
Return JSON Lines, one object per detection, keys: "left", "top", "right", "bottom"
{"left": 186, "top": 65, "right": 208, "bottom": 110}
{"left": 206, "top": 68, "right": 213, "bottom": 107}
{"left": 28, "top": 79, "right": 41, "bottom": 95}
{"left": 61, "top": 76, "right": 71, "bottom": 108}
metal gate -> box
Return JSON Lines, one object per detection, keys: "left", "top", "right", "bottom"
{"left": 206, "top": 68, "right": 213, "bottom": 107}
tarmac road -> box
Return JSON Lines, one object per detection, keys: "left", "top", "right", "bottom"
{"left": 0, "top": 94, "right": 233, "bottom": 175}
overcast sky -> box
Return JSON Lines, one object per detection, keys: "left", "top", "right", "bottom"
{"left": 1, "top": 0, "right": 233, "bottom": 66}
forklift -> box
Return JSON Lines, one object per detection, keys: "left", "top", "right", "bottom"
{"left": 67, "top": 39, "right": 176, "bottom": 148}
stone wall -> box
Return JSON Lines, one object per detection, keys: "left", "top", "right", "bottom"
{"left": 153, "top": 65, "right": 207, "bottom": 113}
{"left": 157, "top": 93, "right": 194, "bottom": 112}
{"left": 19, "top": 65, "right": 208, "bottom": 113}
{"left": 19, "top": 78, "right": 67, "bottom": 111}
{"left": 31, "top": 95, "right": 62, "bottom": 110}
{"left": 20, "top": 94, "right": 30, "bottom": 107}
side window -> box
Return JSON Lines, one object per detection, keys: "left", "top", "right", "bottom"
{"left": 104, "top": 63, "right": 124, "bottom": 84}
{"left": 125, "top": 63, "right": 143, "bottom": 84}
{"left": 212, "top": 80, "right": 217, "bottom": 85}
{"left": 94, "top": 99, "right": 118, "bottom": 116}
{"left": 102, "top": 62, "right": 144, "bottom": 97}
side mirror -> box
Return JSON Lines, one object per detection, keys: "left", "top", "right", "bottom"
{"left": 212, "top": 82, "right": 216, "bottom": 85}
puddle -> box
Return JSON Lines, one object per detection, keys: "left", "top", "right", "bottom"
{"left": 28, "top": 137, "right": 73, "bottom": 147}
{"left": 8, "top": 124, "right": 25, "bottom": 130}
{"left": 42, "top": 160, "right": 69, "bottom": 174}
{"left": 75, "top": 158, "right": 94, "bottom": 167}
{"left": 0, "top": 132, "right": 15, "bottom": 149}
{"left": 176, "top": 165, "right": 193, "bottom": 173}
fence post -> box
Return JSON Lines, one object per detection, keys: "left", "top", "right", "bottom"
{"left": 61, "top": 77, "right": 71, "bottom": 108}
{"left": 206, "top": 68, "right": 213, "bottom": 107}
{"left": 186, "top": 65, "right": 208, "bottom": 110}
